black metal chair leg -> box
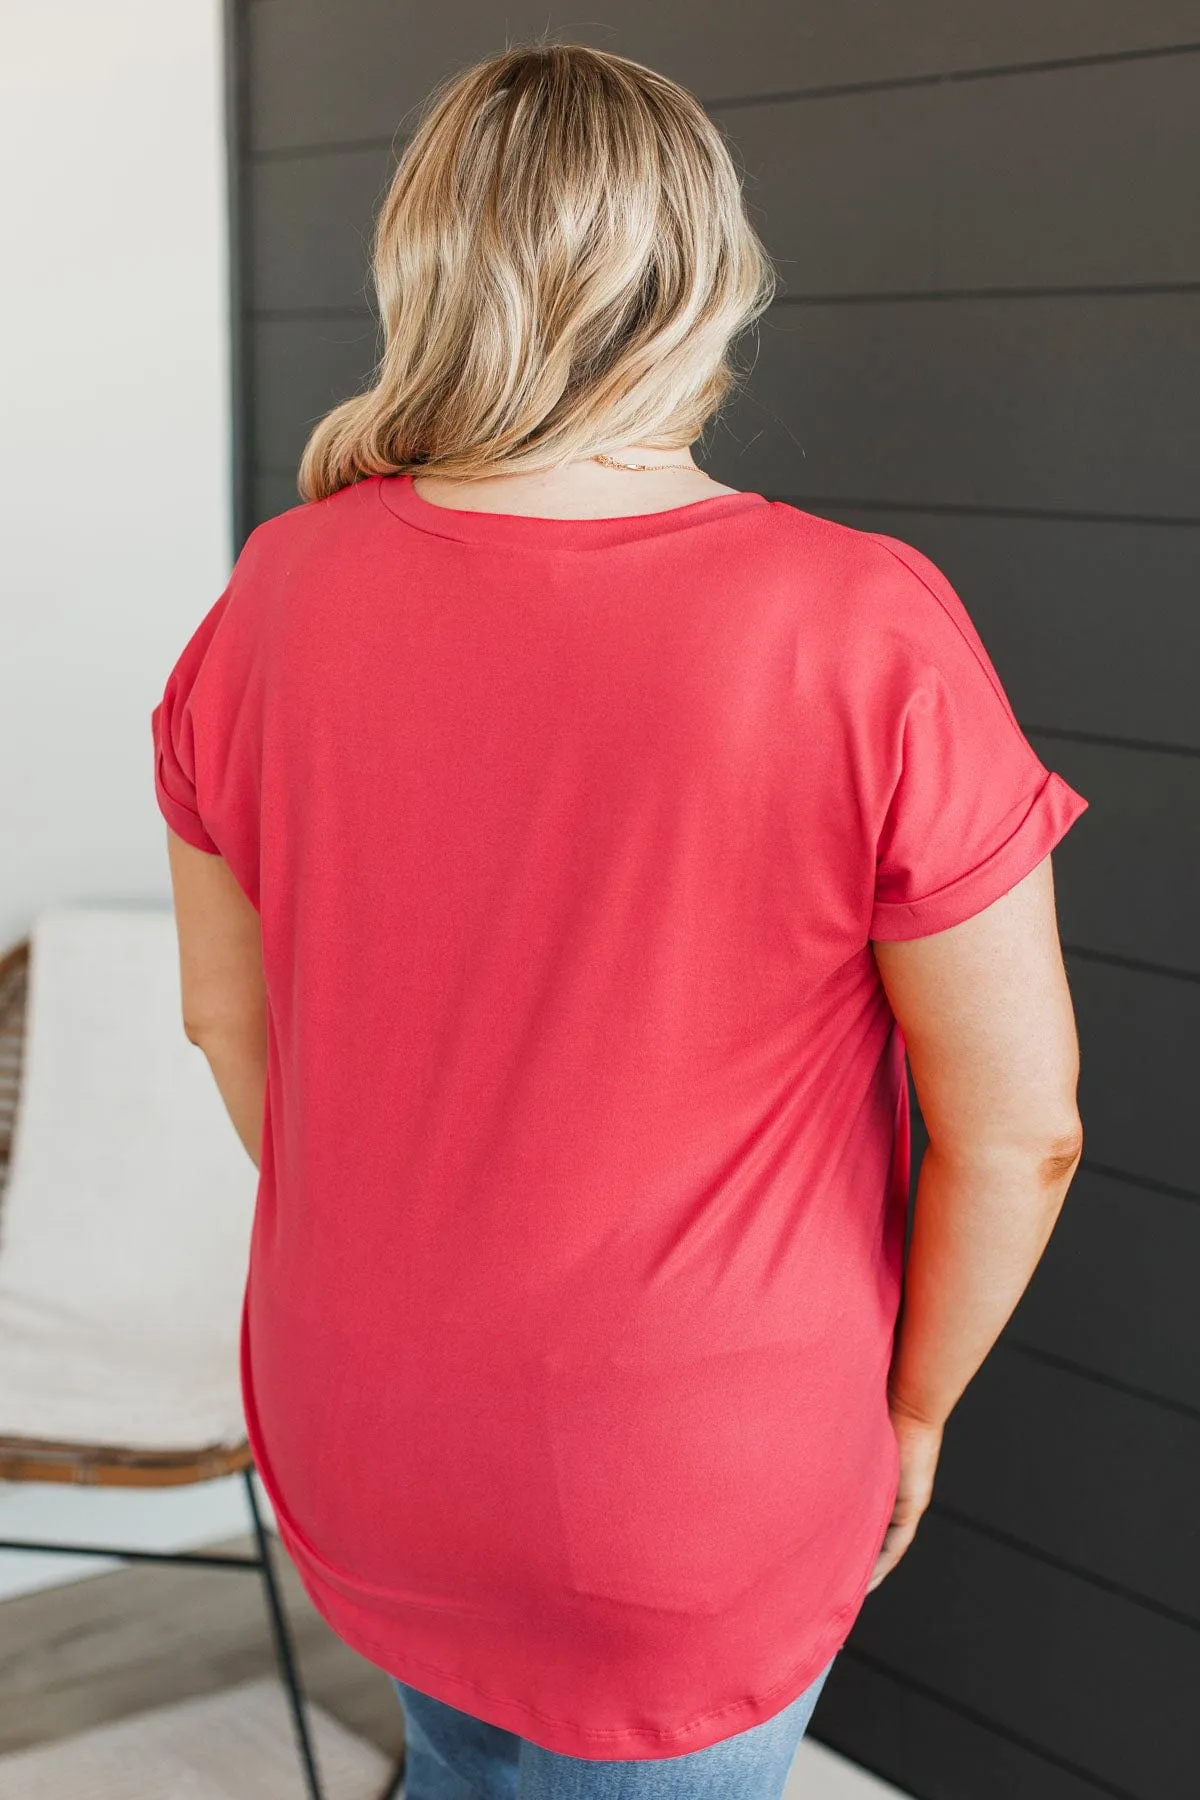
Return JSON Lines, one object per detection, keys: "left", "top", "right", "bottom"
{"left": 243, "top": 1466, "right": 326, "bottom": 1800}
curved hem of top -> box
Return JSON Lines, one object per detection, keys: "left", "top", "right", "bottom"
{"left": 278, "top": 1520, "right": 866, "bottom": 1761}
{"left": 377, "top": 471, "right": 770, "bottom": 550}
{"left": 238, "top": 1235, "right": 897, "bottom": 1759}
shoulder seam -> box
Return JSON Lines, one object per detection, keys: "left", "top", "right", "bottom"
{"left": 866, "top": 533, "right": 1029, "bottom": 737}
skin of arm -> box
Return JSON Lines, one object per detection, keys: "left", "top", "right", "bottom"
{"left": 165, "top": 827, "right": 267, "bottom": 1171}
{"left": 867, "top": 851, "right": 1084, "bottom": 1589}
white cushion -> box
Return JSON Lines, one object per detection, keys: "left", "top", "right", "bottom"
{"left": 0, "top": 907, "right": 257, "bottom": 1450}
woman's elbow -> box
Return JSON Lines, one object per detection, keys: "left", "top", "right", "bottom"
{"left": 1038, "top": 1124, "right": 1084, "bottom": 1188}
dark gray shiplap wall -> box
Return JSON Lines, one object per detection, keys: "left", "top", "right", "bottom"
{"left": 229, "top": 6, "right": 1200, "bottom": 1796}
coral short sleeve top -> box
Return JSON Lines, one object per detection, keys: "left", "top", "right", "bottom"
{"left": 151, "top": 475, "right": 1088, "bottom": 1759}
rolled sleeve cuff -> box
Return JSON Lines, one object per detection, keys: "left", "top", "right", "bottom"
{"left": 152, "top": 702, "right": 221, "bottom": 854}
{"left": 869, "top": 769, "right": 1089, "bottom": 941}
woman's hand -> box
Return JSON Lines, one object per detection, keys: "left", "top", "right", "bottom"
{"left": 867, "top": 1404, "right": 944, "bottom": 1592}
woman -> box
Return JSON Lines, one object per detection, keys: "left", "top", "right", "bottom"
{"left": 152, "top": 42, "right": 1087, "bottom": 1799}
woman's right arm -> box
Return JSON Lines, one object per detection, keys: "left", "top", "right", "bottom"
{"left": 867, "top": 851, "right": 1084, "bottom": 1589}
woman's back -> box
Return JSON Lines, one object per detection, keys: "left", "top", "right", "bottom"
{"left": 153, "top": 468, "right": 1085, "bottom": 1755}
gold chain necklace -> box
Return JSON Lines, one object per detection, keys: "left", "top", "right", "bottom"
{"left": 592, "top": 451, "right": 696, "bottom": 473}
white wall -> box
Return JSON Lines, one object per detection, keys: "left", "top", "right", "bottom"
{"left": 0, "top": 0, "right": 254, "bottom": 1599}
{"left": 0, "top": 0, "right": 232, "bottom": 947}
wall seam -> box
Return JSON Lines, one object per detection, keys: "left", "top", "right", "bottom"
{"left": 929, "top": 1502, "right": 1200, "bottom": 1634}
{"left": 707, "top": 38, "right": 1200, "bottom": 111}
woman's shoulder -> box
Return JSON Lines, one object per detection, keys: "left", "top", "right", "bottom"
{"left": 237, "top": 477, "right": 381, "bottom": 564}
{"left": 760, "top": 500, "right": 968, "bottom": 646}
{"left": 761, "top": 496, "right": 920, "bottom": 572}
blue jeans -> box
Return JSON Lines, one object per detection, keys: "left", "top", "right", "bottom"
{"left": 392, "top": 1660, "right": 833, "bottom": 1798}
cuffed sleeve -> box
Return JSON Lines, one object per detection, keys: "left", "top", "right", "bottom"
{"left": 150, "top": 590, "right": 233, "bottom": 855}
{"left": 870, "top": 766, "right": 1088, "bottom": 939}
{"left": 866, "top": 536, "right": 1089, "bottom": 941}
{"left": 151, "top": 698, "right": 220, "bottom": 852}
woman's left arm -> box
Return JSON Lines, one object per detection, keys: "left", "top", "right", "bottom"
{"left": 165, "top": 827, "right": 267, "bottom": 1170}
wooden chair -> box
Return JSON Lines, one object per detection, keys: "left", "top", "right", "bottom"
{"left": 0, "top": 920, "right": 403, "bottom": 1800}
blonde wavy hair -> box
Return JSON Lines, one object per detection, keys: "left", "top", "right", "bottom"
{"left": 298, "top": 40, "right": 777, "bottom": 499}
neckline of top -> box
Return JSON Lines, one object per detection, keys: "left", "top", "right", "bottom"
{"left": 378, "top": 472, "right": 770, "bottom": 548}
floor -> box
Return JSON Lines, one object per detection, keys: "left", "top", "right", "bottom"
{"left": 0, "top": 1530, "right": 905, "bottom": 1797}
{"left": 0, "top": 1530, "right": 404, "bottom": 1767}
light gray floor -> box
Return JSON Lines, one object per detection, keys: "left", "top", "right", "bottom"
{"left": 0, "top": 1531, "right": 404, "bottom": 1763}
{"left": 787, "top": 1739, "right": 909, "bottom": 1797}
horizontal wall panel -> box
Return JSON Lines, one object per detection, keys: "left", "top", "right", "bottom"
{"left": 791, "top": 507, "right": 1200, "bottom": 752}
{"left": 1069, "top": 958, "right": 1200, "bottom": 1193}
{"left": 248, "top": 2, "right": 1200, "bottom": 152}
{"left": 721, "top": 54, "right": 1200, "bottom": 292}
{"left": 1025, "top": 736, "right": 1200, "bottom": 974}
{"left": 935, "top": 1346, "right": 1200, "bottom": 1617}
{"left": 251, "top": 314, "right": 379, "bottom": 474}
{"left": 250, "top": 145, "right": 393, "bottom": 313}
{"left": 847, "top": 1511, "right": 1200, "bottom": 1798}
{"left": 1011, "top": 1167, "right": 1200, "bottom": 1410}
{"left": 249, "top": 52, "right": 1200, "bottom": 313}
{"left": 814, "top": 1653, "right": 1114, "bottom": 1800}
{"left": 712, "top": 294, "right": 1200, "bottom": 518}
